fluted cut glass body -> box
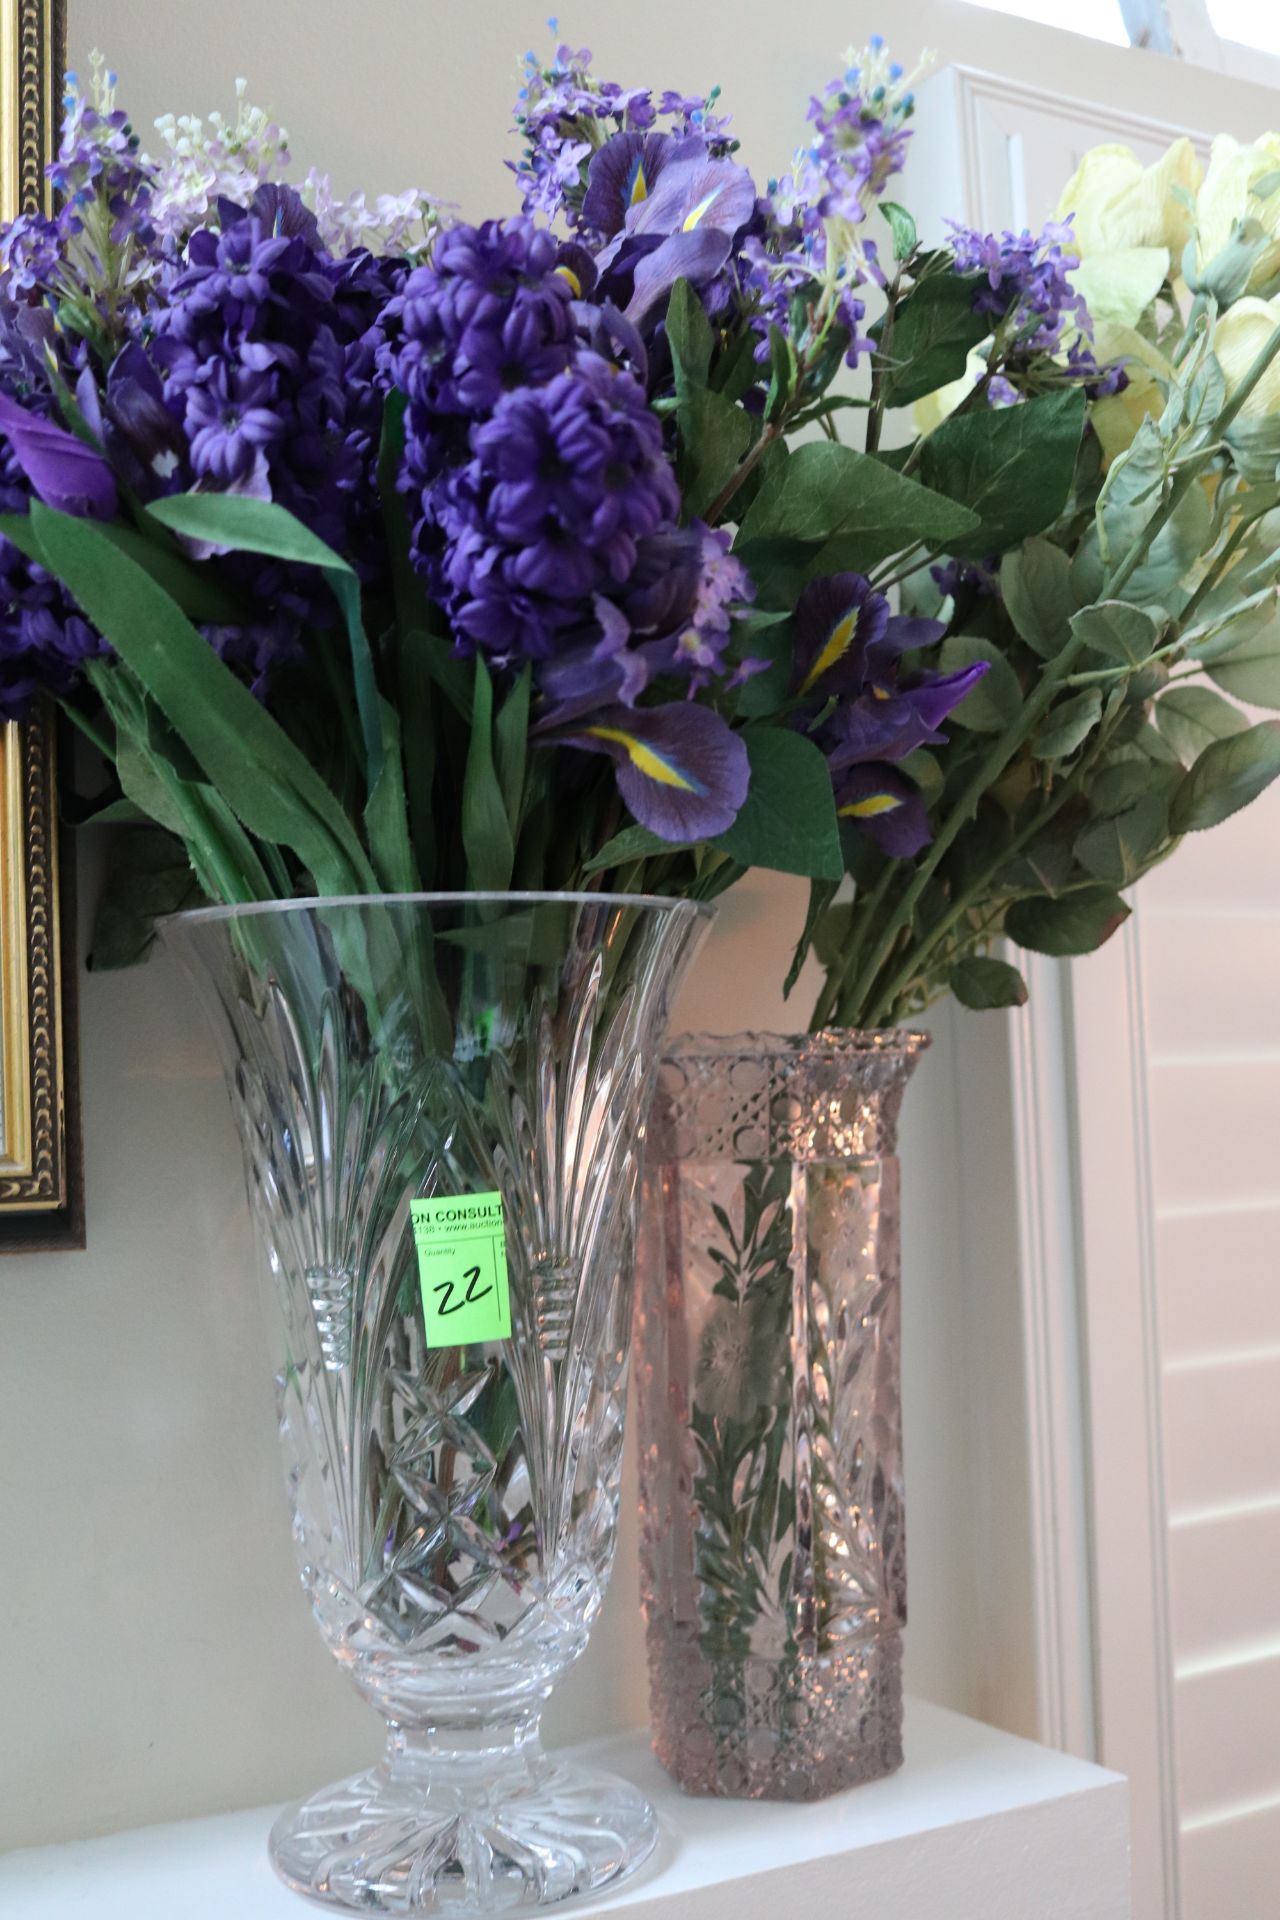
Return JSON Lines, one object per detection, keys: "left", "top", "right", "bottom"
{"left": 165, "top": 894, "right": 709, "bottom": 1915}
{"left": 635, "top": 1031, "right": 927, "bottom": 1801}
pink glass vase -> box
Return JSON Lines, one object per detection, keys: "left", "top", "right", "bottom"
{"left": 635, "top": 1030, "right": 927, "bottom": 1800}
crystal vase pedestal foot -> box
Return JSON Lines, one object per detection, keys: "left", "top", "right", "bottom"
{"left": 270, "top": 1719, "right": 655, "bottom": 1913}
{"left": 165, "top": 893, "right": 708, "bottom": 1914}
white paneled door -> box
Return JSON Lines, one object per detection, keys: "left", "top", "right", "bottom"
{"left": 911, "top": 54, "right": 1280, "bottom": 1920}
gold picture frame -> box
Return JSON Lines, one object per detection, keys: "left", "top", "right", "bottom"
{"left": 0, "top": 0, "right": 84, "bottom": 1249}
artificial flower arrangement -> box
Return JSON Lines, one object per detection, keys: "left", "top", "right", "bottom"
{"left": 0, "top": 38, "right": 1277, "bottom": 1014}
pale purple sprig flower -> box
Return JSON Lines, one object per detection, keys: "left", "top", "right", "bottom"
{"left": 146, "top": 79, "right": 290, "bottom": 242}
{"left": 746, "top": 39, "right": 924, "bottom": 368}
{"left": 304, "top": 171, "right": 446, "bottom": 261}
{"left": 948, "top": 214, "right": 1125, "bottom": 396}
{"left": 948, "top": 216, "right": 1091, "bottom": 354}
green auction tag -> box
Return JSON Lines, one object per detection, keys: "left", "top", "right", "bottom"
{"left": 411, "top": 1191, "right": 512, "bottom": 1349}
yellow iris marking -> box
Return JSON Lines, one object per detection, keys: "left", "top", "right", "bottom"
{"left": 556, "top": 265, "right": 582, "bottom": 297}
{"left": 630, "top": 163, "right": 648, "bottom": 205}
{"left": 799, "top": 608, "right": 859, "bottom": 695}
{"left": 840, "top": 793, "right": 901, "bottom": 819}
{"left": 871, "top": 682, "right": 892, "bottom": 701}
{"left": 683, "top": 188, "right": 721, "bottom": 231}
{"left": 587, "top": 726, "right": 698, "bottom": 791}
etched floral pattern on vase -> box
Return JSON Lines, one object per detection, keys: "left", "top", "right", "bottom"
{"left": 165, "top": 893, "right": 709, "bottom": 1914}
{"left": 635, "top": 1030, "right": 927, "bottom": 1801}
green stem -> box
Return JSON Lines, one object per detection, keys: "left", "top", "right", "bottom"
{"left": 808, "top": 860, "right": 896, "bottom": 1031}
{"left": 862, "top": 742, "right": 1106, "bottom": 1026}
{"left": 704, "top": 421, "right": 784, "bottom": 527}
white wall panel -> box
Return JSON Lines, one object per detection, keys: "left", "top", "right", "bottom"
{"left": 1181, "top": 1800, "right": 1280, "bottom": 1920}
{"left": 1148, "top": 1062, "right": 1280, "bottom": 1214}
{"left": 1175, "top": 1649, "right": 1280, "bottom": 1820}
{"left": 1163, "top": 1356, "right": 1280, "bottom": 1518}
{"left": 1170, "top": 1503, "right": 1280, "bottom": 1665}
{"left": 1157, "top": 1209, "right": 1280, "bottom": 1363}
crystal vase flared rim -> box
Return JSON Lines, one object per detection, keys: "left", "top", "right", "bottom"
{"left": 160, "top": 888, "right": 717, "bottom": 932}
{"left": 664, "top": 1026, "right": 931, "bottom": 1061}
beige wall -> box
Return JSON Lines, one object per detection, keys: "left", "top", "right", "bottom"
{"left": 7, "top": 0, "right": 1231, "bottom": 1850}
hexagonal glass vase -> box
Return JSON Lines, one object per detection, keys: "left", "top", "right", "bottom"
{"left": 635, "top": 1030, "right": 927, "bottom": 1801}
{"left": 165, "top": 893, "right": 709, "bottom": 1915}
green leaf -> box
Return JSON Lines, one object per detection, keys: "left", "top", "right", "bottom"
{"left": 937, "top": 635, "right": 1022, "bottom": 731}
{"left": 666, "top": 277, "right": 714, "bottom": 391}
{"left": 735, "top": 440, "right": 979, "bottom": 572}
{"left": 1205, "top": 610, "right": 1280, "bottom": 708}
{"left": 146, "top": 491, "right": 384, "bottom": 789}
{"left": 461, "top": 657, "right": 515, "bottom": 890}
{"left": 31, "top": 504, "right": 376, "bottom": 895}
{"left": 1169, "top": 719, "right": 1280, "bottom": 832}
{"left": 726, "top": 610, "right": 793, "bottom": 719}
{"left": 88, "top": 827, "right": 204, "bottom": 970}
{"left": 1006, "top": 886, "right": 1131, "bottom": 956}
{"left": 493, "top": 665, "right": 531, "bottom": 836}
{"left": 1069, "top": 600, "right": 1161, "bottom": 668}
{"left": 879, "top": 200, "right": 918, "bottom": 262}
{"left": 90, "top": 520, "right": 245, "bottom": 625}
{"left": 950, "top": 955, "right": 1029, "bottom": 1010}
{"left": 1001, "top": 538, "right": 1074, "bottom": 658}
{"left": 145, "top": 490, "right": 354, "bottom": 574}
{"left": 364, "top": 698, "right": 420, "bottom": 894}
{"left": 918, "top": 388, "right": 1087, "bottom": 558}
{"left": 878, "top": 273, "right": 989, "bottom": 405}
{"left": 582, "top": 822, "right": 679, "bottom": 874}
{"left": 1074, "top": 794, "right": 1169, "bottom": 884}
{"left": 1155, "top": 686, "right": 1249, "bottom": 765}
{"left": 1033, "top": 688, "right": 1103, "bottom": 760}
{"left": 784, "top": 876, "right": 839, "bottom": 997}
{"left": 678, "top": 384, "right": 755, "bottom": 520}
{"left": 713, "top": 728, "right": 842, "bottom": 879}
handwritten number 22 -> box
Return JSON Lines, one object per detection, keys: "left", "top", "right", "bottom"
{"left": 434, "top": 1264, "right": 493, "bottom": 1317}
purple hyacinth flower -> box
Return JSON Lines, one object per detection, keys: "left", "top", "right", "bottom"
{"left": 557, "top": 699, "right": 749, "bottom": 840}
{"left": 0, "top": 389, "right": 117, "bottom": 519}
{"left": 581, "top": 131, "right": 701, "bottom": 237}
{"left": 835, "top": 763, "right": 932, "bottom": 857}
{"left": 184, "top": 364, "right": 283, "bottom": 485}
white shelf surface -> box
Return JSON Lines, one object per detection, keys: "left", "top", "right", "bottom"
{"left": 0, "top": 1699, "right": 1129, "bottom": 1919}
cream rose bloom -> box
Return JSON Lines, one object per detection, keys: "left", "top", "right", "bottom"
{"left": 1215, "top": 296, "right": 1280, "bottom": 416}
{"left": 1197, "top": 133, "right": 1280, "bottom": 293}
{"left": 1056, "top": 139, "right": 1202, "bottom": 258}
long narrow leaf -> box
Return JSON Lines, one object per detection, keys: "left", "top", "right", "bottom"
{"left": 145, "top": 491, "right": 385, "bottom": 789}
{"left": 33, "top": 503, "right": 376, "bottom": 896}
{"left": 462, "top": 658, "right": 514, "bottom": 891}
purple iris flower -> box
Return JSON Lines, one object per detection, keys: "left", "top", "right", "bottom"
{"left": 596, "top": 150, "right": 758, "bottom": 323}
{"left": 824, "top": 662, "right": 990, "bottom": 769}
{"left": 790, "top": 572, "right": 947, "bottom": 703}
{"left": 834, "top": 764, "right": 932, "bottom": 858}
{"left": 553, "top": 699, "right": 749, "bottom": 840}
{"left": 0, "top": 388, "right": 117, "bottom": 519}
{"left": 580, "top": 132, "right": 702, "bottom": 239}
{"left": 790, "top": 571, "right": 989, "bottom": 856}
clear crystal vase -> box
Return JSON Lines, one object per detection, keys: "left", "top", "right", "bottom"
{"left": 635, "top": 1030, "right": 927, "bottom": 1801}
{"left": 165, "top": 893, "right": 709, "bottom": 1914}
